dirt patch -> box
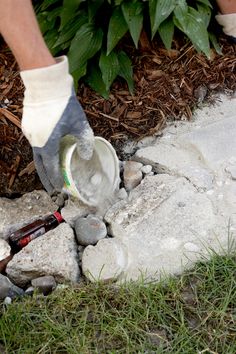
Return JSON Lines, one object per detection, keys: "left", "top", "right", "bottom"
{"left": 0, "top": 36, "right": 235, "bottom": 197}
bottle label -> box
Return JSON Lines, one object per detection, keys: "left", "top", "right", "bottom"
{"left": 30, "top": 227, "right": 46, "bottom": 240}
{"left": 17, "top": 226, "right": 46, "bottom": 249}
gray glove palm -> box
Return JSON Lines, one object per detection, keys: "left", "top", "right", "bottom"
{"left": 20, "top": 56, "right": 94, "bottom": 193}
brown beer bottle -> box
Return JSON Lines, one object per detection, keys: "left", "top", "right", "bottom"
{"left": 9, "top": 212, "right": 64, "bottom": 253}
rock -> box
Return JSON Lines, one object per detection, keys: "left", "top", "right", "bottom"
{"left": 82, "top": 238, "right": 128, "bottom": 282}
{"left": 105, "top": 175, "right": 217, "bottom": 282}
{"left": 6, "top": 223, "right": 80, "bottom": 287}
{"left": 194, "top": 85, "right": 207, "bottom": 103}
{"left": 177, "top": 115, "right": 236, "bottom": 170}
{"left": 51, "top": 192, "right": 68, "bottom": 208}
{"left": 117, "top": 188, "right": 128, "bottom": 200}
{"left": 123, "top": 161, "right": 143, "bottom": 191}
{"left": 25, "top": 286, "right": 35, "bottom": 296}
{"left": 75, "top": 215, "right": 107, "bottom": 246}
{"left": 0, "top": 274, "right": 24, "bottom": 299}
{"left": 225, "top": 165, "right": 236, "bottom": 180}
{"left": 124, "top": 161, "right": 143, "bottom": 171}
{"left": 3, "top": 297, "right": 12, "bottom": 305}
{"left": 135, "top": 145, "right": 214, "bottom": 191}
{"left": 31, "top": 275, "right": 57, "bottom": 295}
{"left": 61, "top": 197, "right": 95, "bottom": 227}
{"left": 135, "top": 143, "right": 199, "bottom": 175}
{"left": 141, "top": 165, "right": 152, "bottom": 175}
{"left": 0, "top": 239, "right": 11, "bottom": 261}
{"left": 0, "top": 190, "right": 57, "bottom": 240}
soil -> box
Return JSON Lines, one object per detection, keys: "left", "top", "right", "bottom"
{"left": 0, "top": 36, "right": 235, "bottom": 197}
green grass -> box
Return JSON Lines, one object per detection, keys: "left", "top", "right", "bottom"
{"left": 0, "top": 252, "right": 236, "bottom": 354}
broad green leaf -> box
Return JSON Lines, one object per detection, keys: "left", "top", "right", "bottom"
{"left": 44, "top": 29, "right": 60, "bottom": 54}
{"left": 209, "top": 32, "right": 223, "bottom": 55}
{"left": 72, "top": 63, "right": 87, "bottom": 91}
{"left": 158, "top": 16, "right": 174, "bottom": 50}
{"left": 107, "top": 7, "right": 128, "bottom": 55}
{"left": 174, "top": 5, "right": 211, "bottom": 58}
{"left": 121, "top": 0, "right": 143, "bottom": 48}
{"left": 115, "top": 0, "right": 124, "bottom": 5}
{"left": 37, "top": 12, "right": 53, "bottom": 35}
{"left": 47, "top": 6, "right": 62, "bottom": 21}
{"left": 197, "top": 0, "right": 212, "bottom": 8}
{"left": 38, "top": 7, "right": 61, "bottom": 35}
{"left": 88, "top": 0, "right": 104, "bottom": 21}
{"left": 60, "top": 0, "right": 82, "bottom": 29}
{"left": 54, "top": 13, "right": 88, "bottom": 47}
{"left": 86, "top": 65, "right": 109, "bottom": 99}
{"left": 99, "top": 51, "right": 120, "bottom": 91}
{"left": 117, "top": 51, "right": 134, "bottom": 94}
{"left": 37, "top": 0, "right": 60, "bottom": 12}
{"left": 149, "top": 0, "right": 176, "bottom": 39}
{"left": 197, "top": 3, "right": 211, "bottom": 27}
{"left": 68, "top": 24, "right": 103, "bottom": 73}
{"left": 173, "top": 0, "right": 188, "bottom": 31}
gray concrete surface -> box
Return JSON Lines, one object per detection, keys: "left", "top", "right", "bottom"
{"left": 83, "top": 94, "right": 236, "bottom": 282}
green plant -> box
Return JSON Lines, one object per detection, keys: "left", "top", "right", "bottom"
{"left": 35, "top": 0, "right": 217, "bottom": 98}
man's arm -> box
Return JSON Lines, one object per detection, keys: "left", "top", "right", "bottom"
{"left": 0, "top": 0, "right": 55, "bottom": 70}
{"left": 0, "top": 0, "right": 94, "bottom": 194}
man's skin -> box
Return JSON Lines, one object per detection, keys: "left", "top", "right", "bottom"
{"left": 0, "top": 0, "right": 55, "bottom": 70}
{"left": 216, "top": 0, "right": 236, "bottom": 14}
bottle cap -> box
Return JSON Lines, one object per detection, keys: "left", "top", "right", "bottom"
{"left": 53, "top": 211, "right": 64, "bottom": 223}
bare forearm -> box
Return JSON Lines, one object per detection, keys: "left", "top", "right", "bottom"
{"left": 216, "top": 0, "right": 236, "bottom": 14}
{"left": 0, "top": 0, "right": 55, "bottom": 70}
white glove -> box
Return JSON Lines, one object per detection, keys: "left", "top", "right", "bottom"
{"left": 20, "top": 56, "right": 94, "bottom": 194}
{"left": 215, "top": 13, "right": 236, "bottom": 40}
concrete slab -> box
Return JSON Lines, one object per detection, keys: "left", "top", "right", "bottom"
{"left": 83, "top": 94, "right": 236, "bottom": 282}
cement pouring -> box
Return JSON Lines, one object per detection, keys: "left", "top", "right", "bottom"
{"left": 82, "top": 94, "right": 236, "bottom": 282}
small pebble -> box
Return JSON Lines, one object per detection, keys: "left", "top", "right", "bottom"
{"left": 75, "top": 215, "right": 107, "bottom": 246}
{"left": 31, "top": 275, "right": 56, "bottom": 295}
{"left": 25, "top": 286, "right": 35, "bottom": 296}
{"left": 141, "top": 165, "right": 152, "bottom": 175}
{"left": 123, "top": 161, "right": 143, "bottom": 192}
{"left": 124, "top": 161, "right": 143, "bottom": 171}
{"left": 117, "top": 188, "right": 128, "bottom": 200}
{"left": 225, "top": 166, "right": 236, "bottom": 180}
{"left": 3, "top": 297, "right": 12, "bottom": 305}
{"left": 194, "top": 85, "right": 207, "bottom": 103}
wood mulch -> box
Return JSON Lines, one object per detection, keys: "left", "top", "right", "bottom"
{"left": 0, "top": 36, "right": 235, "bottom": 197}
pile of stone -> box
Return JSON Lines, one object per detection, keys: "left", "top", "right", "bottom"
{"left": 0, "top": 159, "right": 152, "bottom": 302}
{"left": 1, "top": 94, "right": 236, "bottom": 303}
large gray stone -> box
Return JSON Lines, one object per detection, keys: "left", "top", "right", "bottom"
{"left": 0, "top": 239, "right": 11, "bottom": 261}
{"left": 6, "top": 223, "right": 80, "bottom": 287}
{"left": 0, "top": 274, "right": 24, "bottom": 299}
{"left": 82, "top": 238, "right": 128, "bottom": 282}
{"left": 0, "top": 190, "right": 57, "bottom": 240}
{"left": 75, "top": 215, "right": 107, "bottom": 246}
{"left": 134, "top": 144, "right": 214, "bottom": 191}
{"left": 31, "top": 275, "right": 57, "bottom": 295}
{"left": 103, "top": 175, "right": 217, "bottom": 282}
{"left": 177, "top": 115, "right": 236, "bottom": 170}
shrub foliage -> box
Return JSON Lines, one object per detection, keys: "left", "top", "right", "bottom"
{"left": 35, "top": 0, "right": 216, "bottom": 97}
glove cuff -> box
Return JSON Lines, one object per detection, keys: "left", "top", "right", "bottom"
{"left": 20, "top": 56, "right": 73, "bottom": 104}
{"left": 215, "top": 13, "right": 236, "bottom": 38}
